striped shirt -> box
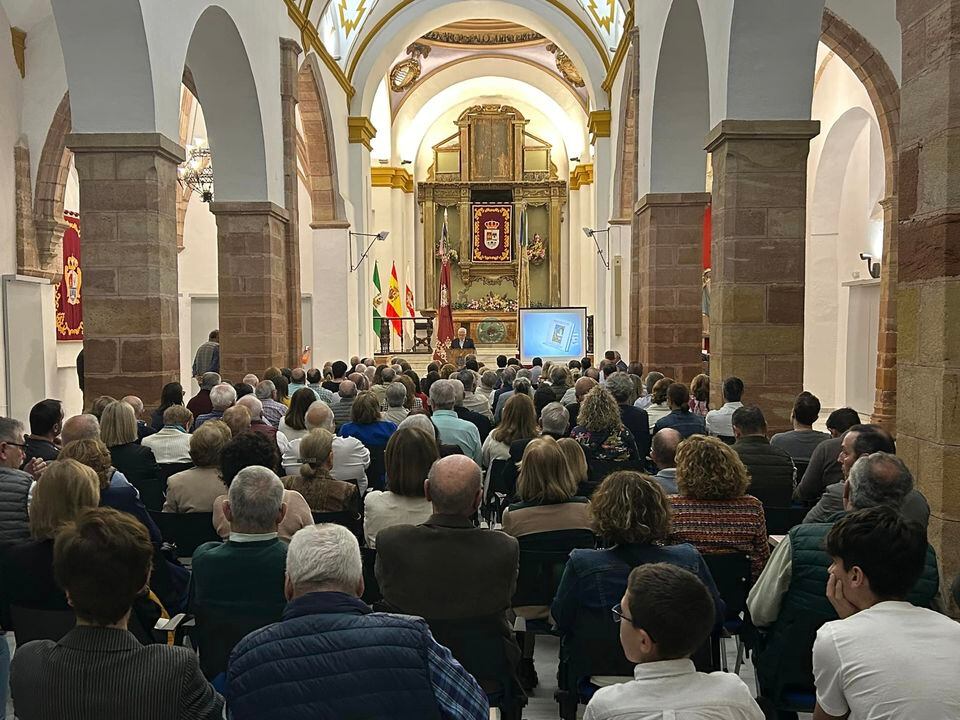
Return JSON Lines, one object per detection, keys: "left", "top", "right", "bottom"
{"left": 667, "top": 494, "right": 770, "bottom": 580}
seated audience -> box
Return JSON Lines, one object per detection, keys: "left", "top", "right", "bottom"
{"left": 450, "top": 378, "right": 492, "bottom": 442}
{"left": 649, "top": 428, "right": 681, "bottom": 494}
{"left": 376, "top": 455, "right": 519, "bottom": 669}
{"left": 746, "top": 453, "right": 939, "bottom": 703}
{"left": 794, "top": 407, "right": 861, "bottom": 504}
{"left": 242, "top": 373, "right": 259, "bottom": 388}
{"left": 770, "top": 391, "right": 829, "bottom": 464}
{"left": 731, "top": 405, "right": 795, "bottom": 508}
{"left": 212, "top": 432, "right": 313, "bottom": 541}
{"left": 234, "top": 383, "right": 254, "bottom": 400}
{"left": 551, "top": 471, "right": 722, "bottom": 642}
{"left": 812, "top": 507, "right": 960, "bottom": 720}
{"left": 382, "top": 381, "right": 409, "bottom": 425}
{"left": 563, "top": 376, "right": 596, "bottom": 426}
{"left": 534, "top": 365, "right": 571, "bottom": 416}
{"left": 570, "top": 386, "right": 640, "bottom": 492}
{"left": 606, "top": 372, "right": 652, "bottom": 459}
{"left": 121, "top": 395, "right": 156, "bottom": 441}
{"left": 57, "top": 440, "right": 160, "bottom": 543}
{"left": 500, "top": 402, "right": 570, "bottom": 496}
{"left": 236, "top": 395, "right": 278, "bottom": 445}
{"left": 191, "top": 467, "right": 288, "bottom": 673}
{"left": 222, "top": 405, "right": 251, "bottom": 437}
{"left": 0, "top": 418, "right": 36, "bottom": 546}
{"left": 653, "top": 383, "right": 706, "bottom": 439}
{"left": 288, "top": 367, "right": 309, "bottom": 396}
{"left": 584, "top": 563, "right": 763, "bottom": 720}
{"left": 60, "top": 413, "right": 100, "bottom": 445}
{"left": 226, "top": 523, "right": 488, "bottom": 720}
{"left": 194, "top": 383, "right": 236, "bottom": 429}
{"left": 635, "top": 371, "right": 664, "bottom": 411}
{"left": 305, "top": 368, "right": 334, "bottom": 405}
{"left": 364, "top": 426, "right": 437, "bottom": 548}
{"left": 459, "top": 369, "right": 493, "bottom": 421}
{"left": 187, "top": 372, "right": 220, "bottom": 418}
{"left": 90, "top": 395, "right": 116, "bottom": 421}
{"left": 804, "top": 423, "right": 929, "bottom": 527}
{"left": 274, "top": 376, "right": 290, "bottom": 407}
{"left": 163, "top": 421, "right": 232, "bottom": 513}
{"left": 10, "top": 508, "right": 223, "bottom": 719}
{"left": 285, "top": 429, "right": 360, "bottom": 514}
{"left": 1, "top": 460, "right": 100, "bottom": 622}
{"left": 280, "top": 401, "right": 370, "bottom": 484}
{"left": 255, "top": 380, "right": 287, "bottom": 428}
{"left": 478, "top": 370, "right": 498, "bottom": 408}
{"left": 557, "top": 437, "right": 590, "bottom": 497}
{"left": 322, "top": 360, "right": 347, "bottom": 393}
{"left": 23, "top": 399, "right": 62, "bottom": 466}
{"left": 165, "top": 391, "right": 193, "bottom": 431}
{"left": 429, "top": 379, "right": 482, "bottom": 464}
{"left": 705, "top": 376, "right": 744, "bottom": 440}
{"left": 482, "top": 393, "right": 538, "bottom": 467}
{"left": 141, "top": 405, "right": 193, "bottom": 464}
{"left": 492, "top": 366, "right": 517, "bottom": 412}
{"left": 337, "top": 391, "right": 398, "bottom": 448}
{"left": 279, "top": 387, "right": 318, "bottom": 441}
{"left": 502, "top": 437, "right": 591, "bottom": 548}
{"left": 669, "top": 435, "right": 769, "bottom": 581}
{"left": 329, "top": 381, "right": 358, "bottom": 430}
{"left": 101, "top": 401, "right": 161, "bottom": 492}
{"left": 645, "top": 377, "right": 674, "bottom": 431}
{"left": 397, "top": 374, "right": 422, "bottom": 412}
{"left": 688, "top": 374, "right": 710, "bottom": 417}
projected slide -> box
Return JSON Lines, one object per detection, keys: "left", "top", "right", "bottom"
{"left": 519, "top": 307, "right": 587, "bottom": 365}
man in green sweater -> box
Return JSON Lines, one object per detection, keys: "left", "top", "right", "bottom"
{"left": 190, "top": 466, "right": 289, "bottom": 679}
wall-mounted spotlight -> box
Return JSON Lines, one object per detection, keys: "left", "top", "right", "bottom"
{"left": 349, "top": 230, "right": 389, "bottom": 272}
{"left": 859, "top": 252, "right": 881, "bottom": 279}
{"left": 583, "top": 227, "right": 611, "bottom": 270}
{"left": 569, "top": 156, "right": 581, "bottom": 163}
{"left": 400, "top": 159, "right": 412, "bottom": 165}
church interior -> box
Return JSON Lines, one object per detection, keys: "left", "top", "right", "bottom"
{"left": 0, "top": 0, "right": 958, "bottom": 718}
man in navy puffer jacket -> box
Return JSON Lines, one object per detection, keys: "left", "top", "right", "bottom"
{"left": 225, "top": 523, "right": 488, "bottom": 720}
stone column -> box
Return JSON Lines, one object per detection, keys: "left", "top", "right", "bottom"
{"left": 705, "top": 120, "right": 819, "bottom": 433}
{"left": 67, "top": 133, "right": 183, "bottom": 409}
{"left": 280, "top": 38, "right": 303, "bottom": 368}
{"left": 895, "top": 0, "right": 960, "bottom": 608}
{"left": 209, "top": 202, "right": 290, "bottom": 380}
{"left": 872, "top": 195, "right": 898, "bottom": 430}
{"left": 632, "top": 193, "right": 710, "bottom": 382}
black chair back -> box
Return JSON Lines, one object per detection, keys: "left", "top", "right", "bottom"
{"left": 360, "top": 547, "right": 381, "bottom": 605}
{"left": 157, "top": 462, "right": 194, "bottom": 485}
{"left": 192, "top": 604, "right": 285, "bottom": 679}
{"left": 366, "top": 445, "right": 387, "bottom": 491}
{"left": 312, "top": 511, "right": 363, "bottom": 540}
{"left": 793, "top": 460, "right": 810, "bottom": 480}
{"left": 484, "top": 458, "right": 512, "bottom": 522}
{"left": 582, "top": 457, "right": 645, "bottom": 497}
{"left": 133, "top": 477, "right": 166, "bottom": 512}
{"left": 10, "top": 605, "right": 75, "bottom": 645}
{"left": 150, "top": 512, "right": 220, "bottom": 558}
{"left": 703, "top": 553, "right": 752, "bottom": 623}
{"left": 765, "top": 506, "right": 809, "bottom": 535}
{"left": 512, "top": 529, "right": 595, "bottom": 608}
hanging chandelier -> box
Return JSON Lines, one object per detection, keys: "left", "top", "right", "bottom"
{"left": 178, "top": 140, "right": 214, "bottom": 203}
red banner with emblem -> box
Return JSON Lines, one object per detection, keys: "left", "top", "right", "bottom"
{"left": 471, "top": 204, "right": 512, "bottom": 262}
{"left": 55, "top": 212, "right": 83, "bottom": 341}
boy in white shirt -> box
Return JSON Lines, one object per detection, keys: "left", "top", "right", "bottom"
{"left": 813, "top": 506, "right": 960, "bottom": 720}
{"left": 584, "top": 563, "right": 763, "bottom": 720}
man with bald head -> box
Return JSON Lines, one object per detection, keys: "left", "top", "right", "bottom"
{"left": 237, "top": 394, "right": 278, "bottom": 446}
{"left": 61, "top": 414, "right": 100, "bottom": 445}
{"left": 651, "top": 428, "right": 682, "bottom": 494}
{"left": 376, "top": 455, "right": 520, "bottom": 672}
{"left": 331, "top": 380, "right": 358, "bottom": 430}
{"left": 121, "top": 395, "right": 156, "bottom": 441}
{"left": 279, "top": 401, "right": 370, "bottom": 485}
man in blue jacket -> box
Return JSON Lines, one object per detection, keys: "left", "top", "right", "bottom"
{"left": 226, "top": 523, "right": 488, "bottom": 720}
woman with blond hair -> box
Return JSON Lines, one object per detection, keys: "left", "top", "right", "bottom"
{"left": 551, "top": 470, "right": 721, "bottom": 637}
{"left": 164, "top": 420, "right": 232, "bottom": 513}
{"left": 481, "top": 393, "right": 539, "bottom": 467}
{"left": 669, "top": 434, "right": 768, "bottom": 580}
{"left": 557, "top": 437, "right": 590, "bottom": 497}
{"left": 58, "top": 439, "right": 161, "bottom": 543}
{"left": 570, "top": 386, "right": 640, "bottom": 492}
{"left": 502, "top": 437, "right": 591, "bottom": 539}
{"left": 100, "top": 400, "right": 160, "bottom": 492}
{"left": 0, "top": 459, "right": 100, "bottom": 622}
{"left": 286, "top": 428, "right": 360, "bottom": 514}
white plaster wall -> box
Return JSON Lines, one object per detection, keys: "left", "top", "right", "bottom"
{"left": 0, "top": 2, "right": 20, "bottom": 415}
{"left": 805, "top": 45, "right": 885, "bottom": 414}
{"left": 825, "top": 0, "right": 901, "bottom": 82}
{"left": 20, "top": 14, "right": 67, "bottom": 187}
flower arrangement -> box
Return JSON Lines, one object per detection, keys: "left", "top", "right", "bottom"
{"left": 435, "top": 238, "right": 459, "bottom": 263}
{"left": 453, "top": 291, "right": 519, "bottom": 312}
{"left": 528, "top": 233, "right": 546, "bottom": 265}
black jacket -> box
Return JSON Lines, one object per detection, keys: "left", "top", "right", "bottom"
{"left": 451, "top": 338, "right": 476, "bottom": 350}
{"left": 733, "top": 435, "right": 796, "bottom": 508}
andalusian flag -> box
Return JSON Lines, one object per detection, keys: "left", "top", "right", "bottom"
{"left": 372, "top": 260, "right": 383, "bottom": 338}
{"left": 387, "top": 262, "right": 403, "bottom": 337}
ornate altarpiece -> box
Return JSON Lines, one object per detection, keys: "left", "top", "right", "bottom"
{"left": 417, "top": 105, "right": 567, "bottom": 317}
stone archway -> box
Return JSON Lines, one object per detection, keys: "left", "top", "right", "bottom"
{"left": 820, "top": 8, "right": 901, "bottom": 431}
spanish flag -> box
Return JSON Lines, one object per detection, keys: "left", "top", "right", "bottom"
{"left": 387, "top": 262, "right": 404, "bottom": 337}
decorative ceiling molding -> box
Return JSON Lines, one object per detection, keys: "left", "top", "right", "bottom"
{"left": 570, "top": 162, "right": 594, "bottom": 189}
{"left": 347, "top": 115, "right": 377, "bottom": 148}
{"left": 371, "top": 166, "right": 414, "bottom": 192}
{"left": 582, "top": 0, "right": 617, "bottom": 32}
{"left": 546, "top": 42, "right": 585, "bottom": 87}
{"left": 588, "top": 109, "right": 611, "bottom": 143}
{"left": 285, "top": 0, "right": 356, "bottom": 99}
{"left": 423, "top": 20, "right": 543, "bottom": 47}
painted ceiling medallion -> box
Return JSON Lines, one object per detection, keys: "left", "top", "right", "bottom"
{"left": 389, "top": 42, "right": 430, "bottom": 93}
{"left": 547, "top": 43, "right": 585, "bottom": 88}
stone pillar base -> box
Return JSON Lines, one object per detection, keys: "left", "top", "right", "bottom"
{"left": 631, "top": 192, "right": 709, "bottom": 382}
{"left": 705, "top": 120, "right": 819, "bottom": 433}
{"left": 67, "top": 132, "right": 184, "bottom": 409}
{"left": 209, "top": 202, "right": 289, "bottom": 380}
